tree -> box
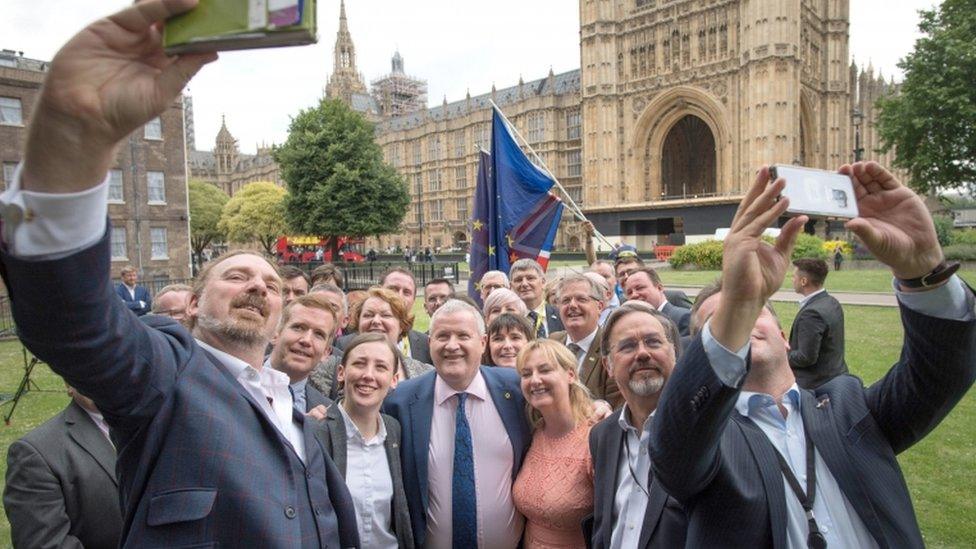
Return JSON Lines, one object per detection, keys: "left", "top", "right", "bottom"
{"left": 218, "top": 181, "right": 288, "bottom": 255}
{"left": 188, "top": 179, "right": 229, "bottom": 267}
{"left": 877, "top": 0, "right": 976, "bottom": 194}
{"left": 273, "top": 98, "right": 409, "bottom": 259}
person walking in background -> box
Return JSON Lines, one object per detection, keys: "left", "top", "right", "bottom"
{"left": 834, "top": 247, "right": 844, "bottom": 271}
{"left": 513, "top": 339, "right": 595, "bottom": 548}
{"left": 789, "top": 258, "right": 848, "bottom": 388}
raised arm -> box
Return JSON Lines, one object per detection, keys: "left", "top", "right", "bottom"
{"left": 0, "top": 0, "right": 215, "bottom": 433}
{"left": 841, "top": 162, "right": 976, "bottom": 452}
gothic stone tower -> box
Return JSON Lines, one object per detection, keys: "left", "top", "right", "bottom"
{"left": 325, "top": 0, "right": 368, "bottom": 103}
{"left": 580, "top": 0, "right": 850, "bottom": 246}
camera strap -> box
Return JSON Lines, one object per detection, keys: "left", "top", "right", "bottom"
{"left": 772, "top": 425, "right": 828, "bottom": 549}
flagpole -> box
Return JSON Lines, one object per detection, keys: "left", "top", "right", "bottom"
{"left": 488, "top": 100, "right": 614, "bottom": 250}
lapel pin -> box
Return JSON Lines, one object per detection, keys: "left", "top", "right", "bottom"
{"left": 504, "top": 392, "right": 511, "bottom": 399}
{"left": 816, "top": 397, "right": 830, "bottom": 409}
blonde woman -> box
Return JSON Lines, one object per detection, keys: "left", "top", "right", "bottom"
{"left": 512, "top": 339, "right": 595, "bottom": 548}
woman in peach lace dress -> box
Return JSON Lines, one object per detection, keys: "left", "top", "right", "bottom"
{"left": 512, "top": 339, "right": 595, "bottom": 548}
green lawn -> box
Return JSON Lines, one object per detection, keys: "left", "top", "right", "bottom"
{"left": 1, "top": 303, "right": 974, "bottom": 546}
{"left": 660, "top": 269, "right": 976, "bottom": 294}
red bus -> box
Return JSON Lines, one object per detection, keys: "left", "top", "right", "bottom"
{"left": 275, "top": 235, "right": 365, "bottom": 263}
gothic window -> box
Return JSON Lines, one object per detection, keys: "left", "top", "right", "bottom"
{"left": 630, "top": 48, "right": 639, "bottom": 78}
{"left": 663, "top": 38, "right": 671, "bottom": 68}
{"left": 455, "top": 166, "right": 467, "bottom": 188}
{"left": 527, "top": 112, "right": 545, "bottom": 143}
{"left": 618, "top": 53, "right": 625, "bottom": 79}
{"left": 649, "top": 44, "right": 656, "bottom": 72}
{"left": 720, "top": 25, "right": 728, "bottom": 56}
{"left": 428, "top": 136, "right": 441, "bottom": 161}
{"left": 639, "top": 46, "right": 647, "bottom": 76}
{"left": 709, "top": 27, "right": 717, "bottom": 58}
{"left": 456, "top": 198, "right": 468, "bottom": 221}
{"left": 682, "top": 33, "right": 690, "bottom": 65}
{"left": 566, "top": 109, "right": 581, "bottom": 140}
{"left": 413, "top": 142, "right": 422, "bottom": 164}
{"left": 567, "top": 150, "right": 582, "bottom": 178}
{"left": 636, "top": 0, "right": 654, "bottom": 7}
{"left": 698, "top": 29, "right": 706, "bottom": 62}
{"left": 454, "top": 132, "right": 465, "bottom": 157}
{"left": 341, "top": 50, "right": 350, "bottom": 68}
{"left": 430, "top": 199, "right": 444, "bottom": 222}
{"left": 672, "top": 30, "right": 681, "bottom": 66}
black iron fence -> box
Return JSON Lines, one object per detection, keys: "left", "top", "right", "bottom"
{"left": 286, "top": 261, "right": 461, "bottom": 290}
{"left": 0, "top": 296, "right": 14, "bottom": 339}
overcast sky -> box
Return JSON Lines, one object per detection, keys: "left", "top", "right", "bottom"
{"left": 3, "top": 0, "right": 940, "bottom": 154}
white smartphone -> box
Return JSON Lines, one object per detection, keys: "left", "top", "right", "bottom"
{"left": 770, "top": 165, "right": 859, "bottom": 219}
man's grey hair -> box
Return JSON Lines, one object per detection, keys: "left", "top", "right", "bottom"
{"left": 430, "top": 299, "right": 486, "bottom": 336}
{"left": 600, "top": 300, "right": 680, "bottom": 360}
{"left": 582, "top": 271, "right": 611, "bottom": 294}
{"left": 480, "top": 270, "right": 510, "bottom": 286}
{"left": 556, "top": 273, "right": 606, "bottom": 303}
{"left": 151, "top": 283, "right": 192, "bottom": 313}
{"left": 481, "top": 288, "right": 527, "bottom": 317}
{"left": 309, "top": 282, "right": 348, "bottom": 316}
{"left": 509, "top": 258, "right": 544, "bottom": 279}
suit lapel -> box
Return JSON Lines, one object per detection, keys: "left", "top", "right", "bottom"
{"left": 580, "top": 328, "right": 604, "bottom": 389}
{"left": 599, "top": 410, "right": 625, "bottom": 549}
{"left": 639, "top": 477, "right": 669, "bottom": 548}
{"left": 731, "top": 413, "right": 789, "bottom": 549}
{"left": 484, "top": 367, "right": 527, "bottom": 476}
{"left": 799, "top": 390, "right": 887, "bottom": 546}
{"left": 296, "top": 409, "right": 322, "bottom": 473}
{"left": 325, "top": 405, "right": 348, "bottom": 477}
{"left": 65, "top": 402, "right": 117, "bottom": 486}
{"left": 409, "top": 375, "right": 436, "bottom": 509}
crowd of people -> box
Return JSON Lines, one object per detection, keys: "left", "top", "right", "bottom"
{"left": 2, "top": 2, "right": 975, "bottom": 548}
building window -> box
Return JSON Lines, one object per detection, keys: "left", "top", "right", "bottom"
{"left": 429, "top": 170, "right": 442, "bottom": 192}
{"left": 455, "top": 166, "right": 467, "bottom": 189}
{"left": 427, "top": 136, "right": 441, "bottom": 161}
{"left": 566, "top": 110, "right": 581, "bottom": 140}
{"left": 150, "top": 227, "right": 169, "bottom": 259}
{"left": 144, "top": 117, "right": 162, "bottom": 140}
{"left": 414, "top": 201, "right": 423, "bottom": 224}
{"left": 567, "top": 150, "right": 582, "bottom": 178}
{"left": 413, "top": 173, "right": 423, "bottom": 195}
{"left": 454, "top": 132, "right": 465, "bottom": 157}
{"left": 390, "top": 145, "right": 400, "bottom": 167}
{"left": 147, "top": 171, "right": 166, "bottom": 203}
{"left": 476, "top": 124, "right": 490, "bottom": 149}
{"left": 430, "top": 199, "right": 444, "bottom": 222}
{"left": 110, "top": 227, "right": 128, "bottom": 260}
{"left": 456, "top": 197, "right": 469, "bottom": 220}
{"left": 527, "top": 112, "right": 545, "bottom": 143}
{"left": 2, "top": 162, "right": 18, "bottom": 186}
{"left": 567, "top": 186, "right": 583, "bottom": 205}
{"left": 412, "top": 142, "right": 422, "bottom": 165}
{"left": 108, "top": 169, "right": 124, "bottom": 203}
{"left": 0, "top": 97, "right": 23, "bottom": 126}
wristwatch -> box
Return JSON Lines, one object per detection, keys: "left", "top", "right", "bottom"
{"left": 896, "top": 260, "right": 960, "bottom": 289}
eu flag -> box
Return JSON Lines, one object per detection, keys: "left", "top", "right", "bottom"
{"left": 490, "top": 106, "right": 564, "bottom": 275}
{"left": 467, "top": 150, "right": 496, "bottom": 306}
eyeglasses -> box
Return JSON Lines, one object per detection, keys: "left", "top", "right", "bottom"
{"left": 611, "top": 335, "right": 666, "bottom": 356}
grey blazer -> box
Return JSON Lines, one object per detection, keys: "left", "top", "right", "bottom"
{"left": 788, "top": 291, "right": 848, "bottom": 389}
{"left": 314, "top": 404, "right": 415, "bottom": 549}
{"left": 4, "top": 401, "right": 123, "bottom": 548}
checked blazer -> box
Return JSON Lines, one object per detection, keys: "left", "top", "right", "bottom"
{"left": 0, "top": 232, "right": 360, "bottom": 548}
{"left": 648, "top": 302, "right": 976, "bottom": 548}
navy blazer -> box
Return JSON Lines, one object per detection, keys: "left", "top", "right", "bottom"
{"left": 545, "top": 303, "right": 565, "bottom": 335}
{"left": 381, "top": 366, "right": 532, "bottom": 547}
{"left": 587, "top": 408, "right": 686, "bottom": 549}
{"left": 1, "top": 233, "right": 360, "bottom": 548}
{"left": 115, "top": 282, "right": 151, "bottom": 316}
{"left": 649, "top": 303, "right": 976, "bottom": 548}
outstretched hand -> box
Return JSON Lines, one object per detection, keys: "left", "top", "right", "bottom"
{"left": 711, "top": 167, "right": 806, "bottom": 350}
{"left": 22, "top": 0, "right": 217, "bottom": 192}
{"left": 842, "top": 162, "right": 943, "bottom": 280}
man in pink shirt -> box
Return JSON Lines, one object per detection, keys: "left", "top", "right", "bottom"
{"left": 383, "top": 300, "right": 532, "bottom": 548}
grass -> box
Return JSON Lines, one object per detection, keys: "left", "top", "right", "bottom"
{"left": 0, "top": 304, "right": 973, "bottom": 546}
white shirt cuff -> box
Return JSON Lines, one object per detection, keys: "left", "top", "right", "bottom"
{"left": 700, "top": 319, "right": 749, "bottom": 387}
{"left": 894, "top": 275, "right": 975, "bottom": 322}
{"left": 0, "top": 162, "right": 108, "bottom": 259}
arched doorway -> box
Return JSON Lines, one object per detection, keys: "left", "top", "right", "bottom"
{"left": 568, "top": 236, "right": 581, "bottom": 250}
{"left": 660, "top": 115, "right": 717, "bottom": 199}
{"left": 453, "top": 231, "right": 468, "bottom": 250}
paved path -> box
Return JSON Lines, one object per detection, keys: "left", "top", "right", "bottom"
{"left": 667, "top": 286, "right": 898, "bottom": 307}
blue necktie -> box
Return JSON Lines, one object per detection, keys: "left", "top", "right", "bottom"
{"left": 452, "top": 392, "right": 477, "bottom": 548}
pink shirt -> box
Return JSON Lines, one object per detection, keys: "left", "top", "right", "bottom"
{"left": 426, "top": 372, "right": 524, "bottom": 549}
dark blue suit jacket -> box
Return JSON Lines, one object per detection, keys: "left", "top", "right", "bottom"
{"left": 115, "top": 282, "right": 151, "bottom": 316}
{"left": 382, "top": 366, "right": 531, "bottom": 547}
{"left": 1, "top": 233, "right": 359, "bottom": 548}
{"left": 649, "top": 303, "right": 976, "bottom": 548}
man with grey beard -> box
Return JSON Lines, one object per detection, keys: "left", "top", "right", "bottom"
{"left": 585, "top": 301, "right": 687, "bottom": 548}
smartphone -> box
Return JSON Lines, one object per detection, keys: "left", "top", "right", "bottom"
{"left": 770, "top": 165, "right": 859, "bottom": 219}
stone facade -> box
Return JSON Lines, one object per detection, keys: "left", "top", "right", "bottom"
{"left": 187, "top": 116, "right": 282, "bottom": 196}
{"left": 0, "top": 50, "right": 192, "bottom": 281}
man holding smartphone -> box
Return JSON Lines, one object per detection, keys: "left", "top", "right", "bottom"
{"left": 0, "top": 1, "right": 357, "bottom": 546}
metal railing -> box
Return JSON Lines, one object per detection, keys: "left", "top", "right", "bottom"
{"left": 285, "top": 261, "right": 461, "bottom": 290}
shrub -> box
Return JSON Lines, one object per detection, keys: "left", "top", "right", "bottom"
{"left": 792, "top": 233, "right": 828, "bottom": 261}
{"left": 669, "top": 240, "right": 724, "bottom": 270}
{"left": 944, "top": 244, "right": 976, "bottom": 261}
{"left": 951, "top": 228, "right": 976, "bottom": 246}
{"left": 933, "top": 215, "right": 954, "bottom": 247}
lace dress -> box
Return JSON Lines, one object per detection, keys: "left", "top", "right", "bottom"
{"left": 512, "top": 420, "right": 595, "bottom": 548}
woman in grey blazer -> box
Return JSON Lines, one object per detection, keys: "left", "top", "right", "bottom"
{"left": 313, "top": 332, "right": 415, "bottom": 549}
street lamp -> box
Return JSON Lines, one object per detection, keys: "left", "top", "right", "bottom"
{"left": 851, "top": 107, "right": 865, "bottom": 162}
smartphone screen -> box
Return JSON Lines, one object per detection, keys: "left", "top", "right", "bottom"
{"left": 771, "top": 165, "right": 859, "bottom": 219}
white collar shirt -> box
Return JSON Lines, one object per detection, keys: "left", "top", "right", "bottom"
{"left": 565, "top": 328, "right": 598, "bottom": 371}
{"left": 610, "top": 406, "right": 655, "bottom": 549}
{"left": 798, "top": 288, "right": 827, "bottom": 309}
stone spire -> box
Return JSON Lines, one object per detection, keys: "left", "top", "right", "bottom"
{"left": 325, "top": 0, "right": 368, "bottom": 103}
{"left": 214, "top": 115, "right": 238, "bottom": 176}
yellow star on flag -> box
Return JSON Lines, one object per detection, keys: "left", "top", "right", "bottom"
{"left": 488, "top": 245, "right": 496, "bottom": 256}
{"left": 474, "top": 282, "right": 483, "bottom": 291}
{"left": 472, "top": 219, "right": 484, "bottom": 231}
